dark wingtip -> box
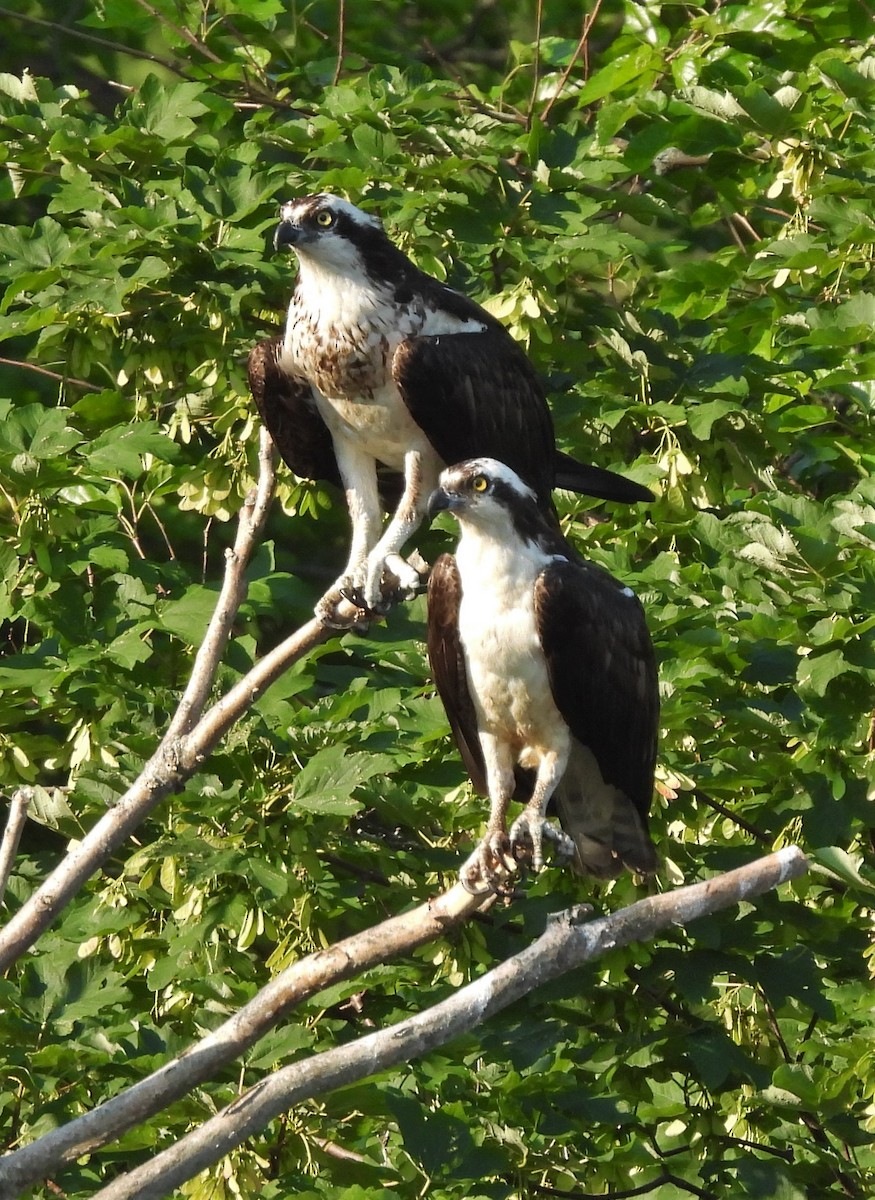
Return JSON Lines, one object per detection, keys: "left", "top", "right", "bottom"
{"left": 554, "top": 452, "right": 653, "bottom": 505}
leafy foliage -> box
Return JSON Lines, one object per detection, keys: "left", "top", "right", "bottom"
{"left": 1, "top": 1, "right": 874, "bottom": 1197}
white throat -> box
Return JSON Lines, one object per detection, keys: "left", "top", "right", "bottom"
{"left": 455, "top": 516, "right": 551, "bottom": 596}
{"left": 287, "top": 250, "right": 400, "bottom": 345}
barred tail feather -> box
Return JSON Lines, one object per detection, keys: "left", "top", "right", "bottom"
{"left": 553, "top": 743, "right": 658, "bottom": 879}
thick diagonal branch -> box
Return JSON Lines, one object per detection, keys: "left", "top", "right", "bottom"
{"left": 81, "top": 847, "right": 807, "bottom": 1200}
{"left": 0, "top": 882, "right": 482, "bottom": 1193}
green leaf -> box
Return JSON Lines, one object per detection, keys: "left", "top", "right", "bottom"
{"left": 687, "top": 399, "right": 738, "bottom": 439}
{"left": 156, "top": 585, "right": 219, "bottom": 643}
{"left": 576, "top": 46, "right": 656, "bottom": 105}
{"left": 290, "top": 746, "right": 394, "bottom": 815}
{"left": 796, "top": 648, "right": 850, "bottom": 696}
{"left": 812, "top": 846, "right": 875, "bottom": 895}
{"left": 86, "top": 422, "right": 180, "bottom": 477}
{"left": 133, "top": 76, "right": 209, "bottom": 141}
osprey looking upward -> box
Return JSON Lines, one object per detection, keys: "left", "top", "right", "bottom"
{"left": 248, "top": 193, "right": 650, "bottom": 623}
{"left": 427, "top": 458, "right": 658, "bottom": 892}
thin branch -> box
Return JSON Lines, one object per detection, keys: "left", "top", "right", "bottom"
{"left": 0, "top": 881, "right": 483, "bottom": 1192}
{"left": 719, "top": 1135, "right": 793, "bottom": 1163}
{"left": 692, "top": 789, "right": 771, "bottom": 845}
{"left": 761, "top": 991, "right": 857, "bottom": 1195}
{"left": 131, "top": 0, "right": 223, "bottom": 64}
{"left": 729, "top": 211, "right": 762, "bottom": 243}
{"left": 80, "top": 848, "right": 806, "bottom": 1200}
{"left": 0, "top": 789, "right": 31, "bottom": 904}
{"left": 534, "top": 1172, "right": 677, "bottom": 1198}
{"left": 312, "top": 1137, "right": 368, "bottom": 1164}
{"left": 0, "top": 7, "right": 192, "bottom": 78}
{"left": 421, "top": 38, "right": 527, "bottom": 126}
{"left": 332, "top": 0, "right": 346, "bottom": 87}
{"left": 0, "top": 0, "right": 296, "bottom": 112}
{"left": 525, "top": 0, "right": 544, "bottom": 132}
{"left": 139, "top": 499, "right": 177, "bottom": 562}
{"left": 166, "top": 428, "right": 276, "bottom": 739}
{"left": 0, "top": 357, "right": 94, "bottom": 392}
{"left": 535, "top": 1172, "right": 716, "bottom": 1200}
{"left": 539, "top": 0, "right": 604, "bottom": 125}
{"left": 661, "top": 1175, "right": 716, "bottom": 1200}
{"left": 0, "top": 440, "right": 364, "bottom": 973}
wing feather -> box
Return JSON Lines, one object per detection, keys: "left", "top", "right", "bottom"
{"left": 394, "top": 331, "right": 651, "bottom": 507}
{"left": 426, "top": 554, "right": 487, "bottom": 794}
{"left": 247, "top": 336, "right": 342, "bottom": 487}
{"left": 394, "top": 330, "right": 556, "bottom": 507}
{"left": 535, "top": 560, "right": 659, "bottom": 872}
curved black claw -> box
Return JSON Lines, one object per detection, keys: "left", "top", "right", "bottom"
{"left": 460, "top": 833, "right": 518, "bottom": 897}
{"left": 509, "top": 813, "right": 575, "bottom": 873}
{"left": 338, "top": 585, "right": 383, "bottom": 617}
{"left": 316, "top": 586, "right": 369, "bottom": 631}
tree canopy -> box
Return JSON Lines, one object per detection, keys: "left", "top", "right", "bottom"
{"left": 0, "top": 1, "right": 873, "bottom": 1198}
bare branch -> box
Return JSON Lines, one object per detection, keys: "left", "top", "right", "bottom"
{"left": 0, "top": 7, "right": 192, "bottom": 78}
{"left": 534, "top": 1170, "right": 716, "bottom": 1199}
{"left": 539, "top": 0, "right": 604, "bottom": 125}
{"left": 0, "top": 788, "right": 30, "bottom": 904}
{"left": 76, "top": 847, "right": 807, "bottom": 1200}
{"left": 0, "top": 357, "right": 94, "bottom": 392}
{"left": 131, "top": 0, "right": 223, "bottom": 64}
{"left": 692, "top": 788, "right": 771, "bottom": 845}
{"left": 0, "top": 438, "right": 363, "bottom": 972}
{"left": 166, "top": 428, "right": 277, "bottom": 739}
{"left": 0, "top": 882, "right": 483, "bottom": 1192}
{"left": 420, "top": 38, "right": 527, "bottom": 126}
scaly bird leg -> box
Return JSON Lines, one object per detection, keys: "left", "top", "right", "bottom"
{"left": 361, "top": 449, "right": 437, "bottom": 612}
{"left": 508, "top": 749, "right": 573, "bottom": 872}
{"left": 460, "top": 733, "right": 517, "bottom": 895}
{"left": 315, "top": 439, "right": 381, "bottom": 628}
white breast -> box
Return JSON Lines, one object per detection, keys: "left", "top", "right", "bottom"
{"left": 456, "top": 531, "right": 568, "bottom": 762}
{"left": 280, "top": 262, "right": 483, "bottom": 472}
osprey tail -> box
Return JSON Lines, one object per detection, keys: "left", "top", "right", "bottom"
{"left": 552, "top": 742, "right": 658, "bottom": 878}
{"left": 553, "top": 451, "right": 652, "bottom": 506}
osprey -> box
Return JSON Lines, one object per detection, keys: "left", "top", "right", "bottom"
{"left": 248, "top": 193, "right": 651, "bottom": 622}
{"left": 426, "top": 457, "right": 659, "bottom": 892}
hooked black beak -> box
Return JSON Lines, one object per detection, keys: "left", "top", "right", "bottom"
{"left": 427, "top": 486, "right": 465, "bottom": 519}
{"left": 273, "top": 219, "right": 301, "bottom": 252}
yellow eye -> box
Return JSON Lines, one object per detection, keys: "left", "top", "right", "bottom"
{"left": 472, "top": 474, "right": 489, "bottom": 493}
{"left": 315, "top": 210, "right": 334, "bottom": 227}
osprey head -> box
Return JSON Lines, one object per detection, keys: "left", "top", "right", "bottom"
{"left": 273, "top": 193, "right": 386, "bottom": 272}
{"left": 428, "top": 458, "right": 538, "bottom": 525}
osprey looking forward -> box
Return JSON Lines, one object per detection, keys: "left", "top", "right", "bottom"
{"left": 427, "top": 458, "right": 658, "bottom": 892}
{"left": 248, "top": 193, "right": 651, "bottom": 623}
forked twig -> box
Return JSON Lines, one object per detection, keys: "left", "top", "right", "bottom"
{"left": 0, "top": 430, "right": 361, "bottom": 972}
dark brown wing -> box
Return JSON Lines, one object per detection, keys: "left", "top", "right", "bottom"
{"left": 426, "top": 554, "right": 487, "bottom": 794}
{"left": 535, "top": 558, "right": 658, "bottom": 845}
{"left": 247, "top": 336, "right": 342, "bottom": 487}
{"left": 394, "top": 330, "right": 651, "bottom": 508}
{"left": 394, "top": 330, "right": 557, "bottom": 508}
